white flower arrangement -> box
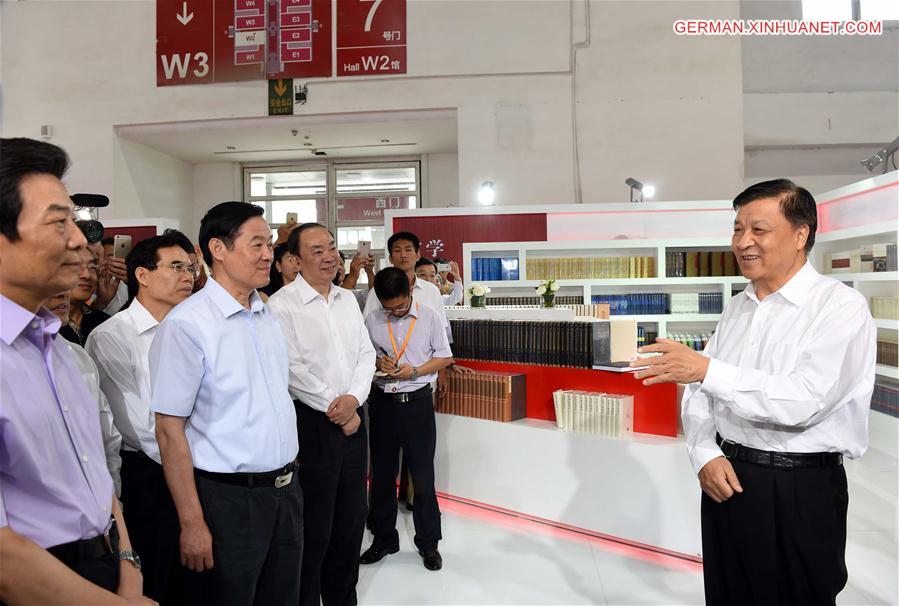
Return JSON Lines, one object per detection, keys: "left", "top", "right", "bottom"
{"left": 467, "top": 283, "right": 491, "bottom": 298}
{"left": 536, "top": 279, "right": 560, "bottom": 296}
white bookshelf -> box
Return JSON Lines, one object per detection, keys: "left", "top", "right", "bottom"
{"left": 462, "top": 238, "right": 744, "bottom": 337}
{"left": 875, "top": 364, "right": 899, "bottom": 381}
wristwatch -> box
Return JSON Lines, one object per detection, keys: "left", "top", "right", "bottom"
{"left": 118, "top": 550, "right": 142, "bottom": 570}
{"left": 410, "top": 366, "right": 419, "bottom": 380}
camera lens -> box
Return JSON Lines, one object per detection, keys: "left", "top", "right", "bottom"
{"left": 76, "top": 220, "right": 104, "bottom": 244}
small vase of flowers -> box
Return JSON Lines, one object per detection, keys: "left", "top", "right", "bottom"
{"left": 536, "top": 279, "right": 560, "bottom": 307}
{"left": 467, "top": 283, "right": 491, "bottom": 308}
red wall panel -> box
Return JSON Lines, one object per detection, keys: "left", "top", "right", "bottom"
{"left": 392, "top": 214, "right": 547, "bottom": 275}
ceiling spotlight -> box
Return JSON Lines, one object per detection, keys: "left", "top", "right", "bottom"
{"left": 380, "top": 138, "right": 390, "bottom": 143}
{"left": 860, "top": 136, "right": 899, "bottom": 174}
{"left": 226, "top": 145, "right": 236, "bottom": 150}
{"left": 478, "top": 180, "right": 496, "bottom": 205}
{"left": 625, "top": 177, "right": 655, "bottom": 203}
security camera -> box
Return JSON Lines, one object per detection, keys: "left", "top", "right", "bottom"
{"left": 290, "top": 129, "right": 298, "bottom": 136}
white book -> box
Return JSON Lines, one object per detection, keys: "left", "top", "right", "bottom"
{"left": 553, "top": 390, "right": 564, "bottom": 430}
{"left": 621, "top": 395, "right": 634, "bottom": 434}
{"left": 601, "top": 394, "right": 609, "bottom": 437}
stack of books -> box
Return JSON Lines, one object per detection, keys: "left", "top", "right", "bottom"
{"left": 877, "top": 338, "right": 898, "bottom": 367}
{"left": 872, "top": 381, "right": 899, "bottom": 418}
{"left": 871, "top": 296, "right": 899, "bottom": 320}
{"left": 553, "top": 390, "right": 634, "bottom": 436}
{"left": 450, "top": 318, "right": 638, "bottom": 368}
{"left": 485, "top": 296, "right": 583, "bottom": 306}
{"left": 471, "top": 257, "right": 520, "bottom": 281}
{"left": 669, "top": 293, "right": 723, "bottom": 314}
{"left": 590, "top": 293, "right": 724, "bottom": 315}
{"left": 436, "top": 370, "right": 526, "bottom": 422}
{"left": 665, "top": 251, "right": 740, "bottom": 277}
{"left": 825, "top": 243, "right": 897, "bottom": 274}
{"left": 527, "top": 256, "right": 656, "bottom": 280}
{"left": 562, "top": 303, "right": 611, "bottom": 318}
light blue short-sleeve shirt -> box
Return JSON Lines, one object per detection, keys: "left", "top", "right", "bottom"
{"left": 149, "top": 278, "right": 298, "bottom": 473}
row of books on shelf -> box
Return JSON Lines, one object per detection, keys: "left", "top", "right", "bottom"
{"left": 665, "top": 251, "right": 740, "bottom": 277}
{"left": 436, "top": 370, "right": 526, "bottom": 422}
{"left": 485, "top": 295, "right": 583, "bottom": 306}
{"left": 872, "top": 381, "right": 899, "bottom": 419}
{"left": 877, "top": 339, "right": 898, "bottom": 367}
{"left": 527, "top": 256, "right": 656, "bottom": 280}
{"left": 553, "top": 390, "right": 634, "bottom": 436}
{"left": 590, "top": 293, "right": 723, "bottom": 315}
{"left": 825, "top": 243, "right": 897, "bottom": 274}
{"left": 450, "top": 318, "right": 638, "bottom": 368}
{"left": 667, "top": 332, "right": 713, "bottom": 351}
{"left": 470, "top": 257, "right": 520, "bottom": 281}
{"left": 871, "top": 297, "right": 899, "bottom": 320}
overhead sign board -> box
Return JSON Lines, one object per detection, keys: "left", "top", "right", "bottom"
{"left": 157, "top": 0, "right": 331, "bottom": 86}
{"left": 336, "top": 0, "right": 406, "bottom": 76}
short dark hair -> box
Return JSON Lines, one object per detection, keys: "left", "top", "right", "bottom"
{"left": 198, "top": 202, "right": 265, "bottom": 267}
{"left": 162, "top": 229, "right": 195, "bottom": 255}
{"left": 126, "top": 233, "right": 195, "bottom": 301}
{"left": 733, "top": 179, "right": 818, "bottom": 253}
{"left": 286, "top": 222, "right": 331, "bottom": 257}
{"left": 373, "top": 267, "right": 411, "bottom": 301}
{"left": 261, "top": 243, "right": 292, "bottom": 297}
{"left": 0, "top": 138, "right": 70, "bottom": 242}
{"left": 415, "top": 258, "right": 437, "bottom": 270}
{"left": 100, "top": 236, "right": 115, "bottom": 247}
{"left": 387, "top": 231, "right": 420, "bottom": 253}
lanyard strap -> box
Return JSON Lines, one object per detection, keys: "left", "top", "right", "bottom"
{"left": 387, "top": 302, "right": 419, "bottom": 362}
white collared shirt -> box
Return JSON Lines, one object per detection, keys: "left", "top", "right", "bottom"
{"left": 86, "top": 298, "right": 162, "bottom": 463}
{"left": 268, "top": 274, "right": 376, "bottom": 413}
{"left": 682, "top": 262, "right": 876, "bottom": 474}
{"left": 148, "top": 277, "right": 298, "bottom": 473}
{"left": 66, "top": 340, "right": 123, "bottom": 496}
{"left": 443, "top": 280, "right": 464, "bottom": 306}
{"left": 365, "top": 301, "right": 453, "bottom": 393}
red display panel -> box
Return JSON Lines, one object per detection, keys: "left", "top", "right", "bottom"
{"left": 337, "top": 0, "right": 406, "bottom": 76}
{"left": 392, "top": 213, "right": 547, "bottom": 275}
{"left": 456, "top": 360, "right": 678, "bottom": 438}
{"left": 157, "top": 0, "right": 330, "bottom": 86}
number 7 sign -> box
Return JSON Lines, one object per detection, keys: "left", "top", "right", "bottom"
{"left": 336, "top": 0, "right": 406, "bottom": 76}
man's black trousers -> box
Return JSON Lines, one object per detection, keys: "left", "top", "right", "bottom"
{"left": 182, "top": 468, "right": 303, "bottom": 606}
{"left": 119, "top": 450, "right": 182, "bottom": 604}
{"left": 368, "top": 387, "right": 442, "bottom": 552}
{"left": 701, "top": 458, "right": 849, "bottom": 606}
{"left": 295, "top": 402, "right": 368, "bottom": 606}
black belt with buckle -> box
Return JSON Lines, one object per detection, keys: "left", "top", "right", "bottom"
{"left": 48, "top": 519, "right": 119, "bottom": 564}
{"left": 195, "top": 461, "right": 296, "bottom": 488}
{"left": 716, "top": 434, "right": 842, "bottom": 470}
{"left": 373, "top": 384, "right": 432, "bottom": 403}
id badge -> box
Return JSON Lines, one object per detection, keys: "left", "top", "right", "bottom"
{"left": 384, "top": 381, "right": 400, "bottom": 393}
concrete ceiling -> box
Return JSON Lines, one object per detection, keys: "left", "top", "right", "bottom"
{"left": 115, "top": 109, "right": 458, "bottom": 163}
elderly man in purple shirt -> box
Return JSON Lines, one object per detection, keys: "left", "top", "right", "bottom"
{"left": 0, "top": 137, "right": 154, "bottom": 605}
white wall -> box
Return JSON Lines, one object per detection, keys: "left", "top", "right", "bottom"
{"left": 189, "top": 163, "right": 243, "bottom": 241}
{"left": 1, "top": 0, "right": 750, "bottom": 220}
{"left": 424, "top": 152, "right": 459, "bottom": 208}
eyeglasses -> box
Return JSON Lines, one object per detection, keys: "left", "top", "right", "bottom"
{"left": 381, "top": 300, "right": 411, "bottom": 314}
{"left": 149, "top": 263, "right": 199, "bottom": 277}
{"left": 85, "top": 262, "right": 100, "bottom": 274}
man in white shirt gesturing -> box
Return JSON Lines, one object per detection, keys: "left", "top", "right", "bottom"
{"left": 631, "top": 179, "right": 875, "bottom": 606}
{"left": 269, "top": 223, "right": 375, "bottom": 606}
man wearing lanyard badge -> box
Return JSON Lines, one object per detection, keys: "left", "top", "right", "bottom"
{"left": 361, "top": 267, "right": 454, "bottom": 571}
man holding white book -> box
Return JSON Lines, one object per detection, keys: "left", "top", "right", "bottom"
{"left": 632, "top": 179, "right": 875, "bottom": 606}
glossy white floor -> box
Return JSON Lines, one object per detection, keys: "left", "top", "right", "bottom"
{"left": 357, "top": 419, "right": 898, "bottom": 605}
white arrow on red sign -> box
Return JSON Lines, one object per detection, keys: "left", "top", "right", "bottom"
{"left": 176, "top": 1, "right": 194, "bottom": 25}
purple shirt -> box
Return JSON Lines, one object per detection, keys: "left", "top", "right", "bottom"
{"left": 0, "top": 295, "right": 113, "bottom": 548}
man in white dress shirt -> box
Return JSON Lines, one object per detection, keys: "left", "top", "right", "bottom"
{"left": 269, "top": 223, "right": 375, "bottom": 606}
{"left": 86, "top": 233, "right": 195, "bottom": 604}
{"left": 632, "top": 179, "right": 876, "bottom": 605}
{"left": 150, "top": 202, "right": 301, "bottom": 606}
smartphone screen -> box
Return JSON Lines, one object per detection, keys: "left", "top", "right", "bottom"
{"left": 437, "top": 263, "right": 451, "bottom": 272}
{"left": 113, "top": 235, "right": 133, "bottom": 259}
{"left": 285, "top": 212, "right": 298, "bottom": 225}
{"left": 358, "top": 240, "right": 371, "bottom": 257}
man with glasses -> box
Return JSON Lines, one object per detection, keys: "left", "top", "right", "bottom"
{"left": 59, "top": 246, "right": 111, "bottom": 346}
{"left": 360, "top": 267, "right": 454, "bottom": 571}
{"left": 86, "top": 234, "right": 196, "bottom": 604}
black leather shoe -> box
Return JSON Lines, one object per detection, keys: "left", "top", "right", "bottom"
{"left": 419, "top": 548, "right": 442, "bottom": 571}
{"left": 360, "top": 544, "right": 398, "bottom": 564}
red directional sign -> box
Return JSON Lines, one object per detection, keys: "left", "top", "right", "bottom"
{"left": 156, "top": 0, "right": 331, "bottom": 86}
{"left": 336, "top": 0, "right": 406, "bottom": 77}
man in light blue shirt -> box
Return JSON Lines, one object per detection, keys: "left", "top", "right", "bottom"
{"left": 150, "top": 202, "right": 301, "bottom": 606}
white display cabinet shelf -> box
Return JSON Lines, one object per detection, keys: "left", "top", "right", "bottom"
{"left": 826, "top": 272, "right": 898, "bottom": 283}
{"left": 875, "top": 319, "right": 899, "bottom": 330}
{"left": 876, "top": 364, "right": 899, "bottom": 380}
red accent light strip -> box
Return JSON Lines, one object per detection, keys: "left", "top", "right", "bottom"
{"left": 816, "top": 181, "right": 898, "bottom": 208}
{"left": 434, "top": 490, "right": 704, "bottom": 569}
